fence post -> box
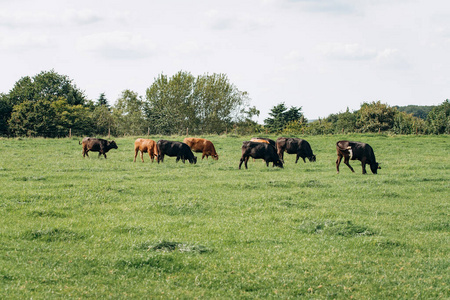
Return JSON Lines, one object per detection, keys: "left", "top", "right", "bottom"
{"left": 69, "top": 128, "right": 71, "bottom": 138}
{"left": 108, "top": 127, "right": 111, "bottom": 139}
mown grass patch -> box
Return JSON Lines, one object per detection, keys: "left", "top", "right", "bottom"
{"left": 21, "top": 228, "right": 84, "bottom": 242}
{"left": 298, "top": 220, "right": 376, "bottom": 237}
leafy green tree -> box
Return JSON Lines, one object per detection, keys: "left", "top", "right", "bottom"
{"left": 145, "top": 71, "right": 196, "bottom": 135}
{"left": 264, "top": 103, "right": 305, "bottom": 133}
{"left": 51, "top": 98, "right": 95, "bottom": 136}
{"left": 394, "top": 105, "right": 434, "bottom": 120}
{"left": 9, "top": 99, "right": 58, "bottom": 136}
{"left": 426, "top": 100, "right": 450, "bottom": 134}
{"left": 393, "top": 111, "right": 426, "bottom": 134}
{"left": 112, "top": 90, "right": 146, "bottom": 136}
{"left": 8, "top": 97, "right": 95, "bottom": 137}
{"left": 8, "top": 70, "right": 87, "bottom": 106}
{"left": 4, "top": 70, "right": 90, "bottom": 136}
{"left": 0, "top": 93, "right": 12, "bottom": 135}
{"left": 146, "top": 71, "right": 252, "bottom": 135}
{"left": 96, "top": 93, "right": 109, "bottom": 107}
{"left": 232, "top": 106, "right": 261, "bottom": 135}
{"left": 92, "top": 105, "right": 114, "bottom": 136}
{"left": 336, "top": 108, "right": 358, "bottom": 133}
{"left": 193, "top": 73, "right": 249, "bottom": 134}
{"left": 304, "top": 118, "right": 334, "bottom": 135}
{"left": 357, "top": 101, "right": 397, "bottom": 132}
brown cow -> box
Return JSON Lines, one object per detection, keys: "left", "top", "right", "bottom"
{"left": 134, "top": 138, "right": 158, "bottom": 162}
{"left": 183, "top": 137, "right": 218, "bottom": 160}
{"left": 80, "top": 137, "right": 118, "bottom": 159}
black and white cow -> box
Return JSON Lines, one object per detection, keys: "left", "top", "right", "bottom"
{"left": 336, "top": 140, "right": 380, "bottom": 174}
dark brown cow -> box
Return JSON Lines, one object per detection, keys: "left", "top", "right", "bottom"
{"left": 276, "top": 137, "right": 316, "bottom": 163}
{"left": 134, "top": 138, "right": 158, "bottom": 162}
{"left": 183, "top": 137, "right": 218, "bottom": 160}
{"left": 336, "top": 140, "right": 380, "bottom": 174}
{"left": 239, "top": 141, "right": 283, "bottom": 169}
{"left": 80, "top": 137, "right": 118, "bottom": 158}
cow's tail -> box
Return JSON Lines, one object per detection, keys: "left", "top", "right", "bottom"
{"left": 336, "top": 141, "right": 351, "bottom": 151}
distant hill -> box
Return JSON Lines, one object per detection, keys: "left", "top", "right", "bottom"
{"left": 393, "top": 105, "right": 435, "bottom": 119}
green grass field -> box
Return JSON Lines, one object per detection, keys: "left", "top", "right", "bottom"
{"left": 0, "top": 134, "right": 448, "bottom": 298}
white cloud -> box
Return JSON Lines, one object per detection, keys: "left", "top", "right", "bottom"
{"left": 77, "top": 31, "right": 157, "bottom": 59}
{"left": 376, "top": 48, "right": 410, "bottom": 69}
{"left": 62, "top": 9, "right": 103, "bottom": 25}
{"left": 286, "top": 0, "right": 358, "bottom": 14}
{"left": 205, "top": 9, "right": 270, "bottom": 32}
{"left": 205, "top": 10, "right": 236, "bottom": 30}
{"left": 0, "top": 9, "right": 124, "bottom": 28}
{"left": 284, "top": 50, "right": 302, "bottom": 60}
{"left": 318, "top": 43, "right": 378, "bottom": 60}
{"left": 0, "top": 33, "right": 52, "bottom": 51}
{"left": 0, "top": 11, "right": 57, "bottom": 28}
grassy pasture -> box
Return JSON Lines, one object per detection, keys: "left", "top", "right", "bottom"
{"left": 0, "top": 134, "right": 448, "bottom": 299}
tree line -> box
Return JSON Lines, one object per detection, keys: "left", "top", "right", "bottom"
{"left": 0, "top": 70, "right": 448, "bottom": 137}
{"left": 0, "top": 70, "right": 259, "bottom": 137}
{"left": 264, "top": 100, "right": 449, "bottom": 135}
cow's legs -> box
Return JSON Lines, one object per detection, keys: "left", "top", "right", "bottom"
{"left": 245, "top": 157, "right": 250, "bottom": 169}
{"left": 344, "top": 157, "right": 354, "bottom": 172}
{"left": 361, "top": 157, "right": 367, "bottom": 174}
{"left": 133, "top": 150, "right": 138, "bottom": 162}
{"left": 336, "top": 155, "right": 342, "bottom": 173}
{"left": 239, "top": 156, "right": 245, "bottom": 169}
{"left": 295, "top": 154, "right": 299, "bottom": 164}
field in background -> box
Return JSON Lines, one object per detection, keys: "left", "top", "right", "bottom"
{"left": 0, "top": 134, "right": 448, "bottom": 298}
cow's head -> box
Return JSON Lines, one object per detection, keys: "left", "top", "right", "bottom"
{"left": 108, "top": 140, "right": 118, "bottom": 149}
{"left": 189, "top": 156, "right": 197, "bottom": 164}
{"left": 274, "top": 159, "right": 284, "bottom": 168}
{"left": 212, "top": 154, "right": 219, "bottom": 160}
{"left": 308, "top": 155, "right": 316, "bottom": 162}
{"left": 370, "top": 162, "right": 381, "bottom": 174}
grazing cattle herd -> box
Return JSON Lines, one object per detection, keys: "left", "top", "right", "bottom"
{"left": 80, "top": 136, "right": 380, "bottom": 174}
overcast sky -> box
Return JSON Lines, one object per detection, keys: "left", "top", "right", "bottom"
{"left": 1, "top": 0, "right": 449, "bottom": 122}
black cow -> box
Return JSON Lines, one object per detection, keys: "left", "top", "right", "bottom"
{"left": 336, "top": 140, "right": 380, "bottom": 174}
{"left": 156, "top": 140, "right": 197, "bottom": 164}
{"left": 239, "top": 141, "right": 283, "bottom": 169}
{"left": 276, "top": 137, "right": 316, "bottom": 163}
{"left": 80, "top": 137, "right": 118, "bottom": 158}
